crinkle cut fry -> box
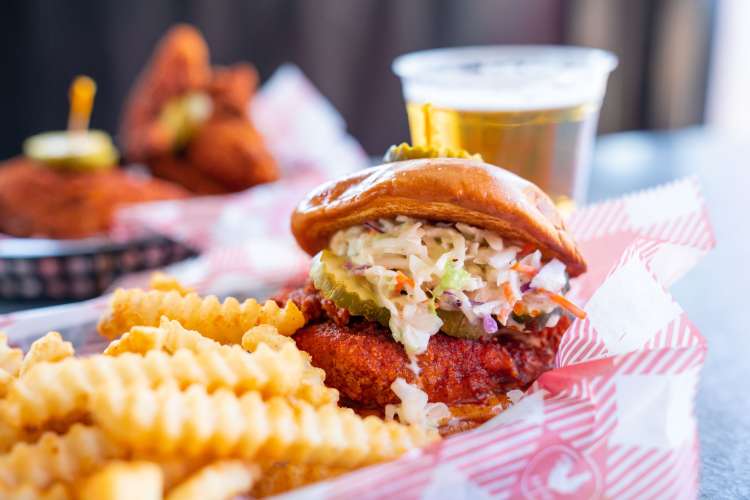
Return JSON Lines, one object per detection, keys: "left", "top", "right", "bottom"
{"left": 0, "top": 482, "right": 71, "bottom": 500}
{"left": 0, "top": 343, "right": 305, "bottom": 429}
{"left": 97, "top": 288, "right": 305, "bottom": 341}
{"left": 105, "top": 318, "right": 232, "bottom": 357}
{"left": 149, "top": 272, "right": 193, "bottom": 296}
{"left": 0, "top": 424, "right": 125, "bottom": 490}
{"left": 166, "top": 460, "right": 260, "bottom": 500}
{"left": 0, "top": 421, "right": 45, "bottom": 455}
{"left": 2, "top": 332, "right": 74, "bottom": 399}
{"left": 0, "top": 370, "right": 13, "bottom": 399}
{"left": 242, "top": 325, "right": 338, "bottom": 406}
{"left": 20, "top": 332, "right": 75, "bottom": 376}
{"left": 1, "top": 333, "right": 23, "bottom": 398}
{"left": 158, "top": 457, "right": 212, "bottom": 491}
{"left": 105, "top": 318, "right": 338, "bottom": 406}
{"left": 0, "top": 332, "right": 23, "bottom": 378}
{"left": 77, "top": 461, "right": 162, "bottom": 500}
{"left": 241, "top": 324, "right": 296, "bottom": 352}
{"left": 91, "top": 384, "right": 438, "bottom": 468}
{"left": 252, "top": 462, "right": 349, "bottom": 497}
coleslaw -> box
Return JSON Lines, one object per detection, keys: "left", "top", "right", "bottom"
{"left": 330, "top": 216, "right": 576, "bottom": 355}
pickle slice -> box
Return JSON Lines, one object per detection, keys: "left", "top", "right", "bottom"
{"left": 437, "top": 309, "right": 488, "bottom": 340}
{"left": 310, "top": 250, "right": 391, "bottom": 327}
{"left": 383, "top": 142, "right": 483, "bottom": 163}
{"left": 23, "top": 130, "right": 118, "bottom": 171}
{"left": 159, "top": 92, "right": 212, "bottom": 151}
{"left": 311, "top": 249, "right": 493, "bottom": 340}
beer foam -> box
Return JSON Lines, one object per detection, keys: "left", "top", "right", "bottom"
{"left": 394, "top": 46, "right": 617, "bottom": 111}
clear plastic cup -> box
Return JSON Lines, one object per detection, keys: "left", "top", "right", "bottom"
{"left": 393, "top": 46, "right": 618, "bottom": 208}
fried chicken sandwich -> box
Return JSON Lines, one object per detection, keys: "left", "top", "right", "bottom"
{"left": 278, "top": 148, "right": 587, "bottom": 434}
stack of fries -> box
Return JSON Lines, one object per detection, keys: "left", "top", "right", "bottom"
{"left": 0, "top": 276, "right": 438, "bottom": 499}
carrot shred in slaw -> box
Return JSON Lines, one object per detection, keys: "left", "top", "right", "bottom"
{"left": 540, "top": 290, "right": 587, "bottom": 320}
{"left": 511, "top": 262, "right": 539, "bottom": 275}
{"left": 394, "top": 271, "right": 415, "bottom": 294}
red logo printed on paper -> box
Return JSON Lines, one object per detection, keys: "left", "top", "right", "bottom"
{"left": 521, "top": 444, "right": 601, "bottom": 500}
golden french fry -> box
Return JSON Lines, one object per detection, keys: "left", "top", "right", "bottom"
{"left": 104, "top": 318, "right": 218, "bottom": 356}
{"left": 242, "top": 325, "right": 338, "bottom": 406}
{"left": 97, "top": 288, "right": 304, "bottom": 342}
{"left": 166, "top": 460, "right": 260, "bottom": 500}
{"left": 78, "top": 461, "right": 162, "bottom": 500}
{"left": 0, "top": 332, "right": 23, "bottom": 377}
{"left": 0, "top": 333, "right": 25, "bottom": 398}
{"left": 20, "top": 332, "right": 74, "bottom": 376}
{"left": 1, "top": 342, "right": 308, "bottom": 429}
{"left": 159, "top": 458, "right": 211, "bottom": 491}
{"left": 0, "top": 370, "right": 12, "bottom": 399}
{"left": 256, "top": 299, "right": 306, "bottom": 337}
{"left": 103, "top": 326, "right": 165, "bottom": 356}
{"left": 91, "top": 385, "right": 438, "bottom": 467}
{"left": 0, "top": 421, "right": 42, "bottom": 455}
{"left": 253, "top": 462, "right": 348, "bottom": 497}
{"left": 149, "top": 272, "right": 193, "bottom": 296}
{"left": 106, "top": 318, "right": 337, "bottom": 406}
{"left": 0, "top": 424, "right": 125, "bottom": 489}
{"left": 0, "top": 422, "right": 18, "bottom": 453}
{"left": 241, "top": 324, "right": 296, "bottom": 351}
{"left": 0, "top": 482, "right": 70, "bottom": 500}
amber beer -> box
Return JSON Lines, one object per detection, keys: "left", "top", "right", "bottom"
{"left": 394, "top": 46, "right": 617, "bottom": 208}
{"left": 405, "top": 102, "right": 600, "bottom": 209}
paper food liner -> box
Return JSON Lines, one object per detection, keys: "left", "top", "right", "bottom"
{"left": 0, "top": 176, "right": 714, "bottom": 499}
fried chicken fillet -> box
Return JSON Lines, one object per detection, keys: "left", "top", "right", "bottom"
{"left": 278, "top": 283, "right": 569, "bottom": 409}
{"left": 0, "top": 158, "right": 188, "bottom": 239}
{"left": 120, "top": 24, "right": 278, "bottom": 194}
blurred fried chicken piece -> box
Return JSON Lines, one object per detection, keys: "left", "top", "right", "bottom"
{"left": 120, "top": 24, "right": 279, "bottom": 194}
{"left": 209, "top": 64, "right": 257, "bottom": 118}
{"left": 187, "top": 118, "right": 279, "bottom": 191}
{"left": 0, "top": 158, "right": 188, "bottom": 239}
{"left": 120, "top": 25, "right": 211, "bottom": 162}
{"left": 148, "top": 155, "right": 229, "bottom": 196}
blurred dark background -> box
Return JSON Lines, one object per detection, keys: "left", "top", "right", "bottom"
{"left": 0, "top": 0, "right": 717, "bottom": 158}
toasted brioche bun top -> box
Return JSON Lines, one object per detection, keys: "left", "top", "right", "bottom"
{"left": 291, "top": 158, "right": 586, "bottom": 276}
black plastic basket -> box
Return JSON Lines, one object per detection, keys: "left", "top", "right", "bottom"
{"left": 0, "top": 235, "right": 197, "bottom": 300}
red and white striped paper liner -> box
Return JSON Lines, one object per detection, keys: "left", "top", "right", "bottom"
{"left": 282, "top": 239, "right": 707, "bottom": 500}
{"left": 0, "top": 176, "right": 714, "bottom": 499}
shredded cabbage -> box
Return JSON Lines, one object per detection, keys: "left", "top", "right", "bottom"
{"left": 330, "top": 216, "right": 568, "bottom": 355}
{"left": 384, "top": 378, "right": 451, "bottom": 429}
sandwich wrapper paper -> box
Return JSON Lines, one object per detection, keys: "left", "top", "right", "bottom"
{"left": 0, "top": 66, "right": 714, "bottom": 499}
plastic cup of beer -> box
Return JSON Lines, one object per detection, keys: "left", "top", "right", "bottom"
{"left": 393, "top": 46, "right": 617, "bottom": 209}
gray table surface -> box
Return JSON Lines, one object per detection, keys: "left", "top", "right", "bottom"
{"left": 1, "top": 127, "right": 747, "bottom": 498}
{"left": 589, "top": 128, "right": 748, "bottom": 499}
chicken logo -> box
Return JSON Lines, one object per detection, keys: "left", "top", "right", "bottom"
{"left": 546, "top": 456, "right": 591, "bottom": 494}
{"left": 520, "top": 444, "right": 600, "bottom": 500}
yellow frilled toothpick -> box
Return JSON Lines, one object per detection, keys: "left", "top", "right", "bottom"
{"left": 67, "top": 75, "right": 97, "bottom": 132}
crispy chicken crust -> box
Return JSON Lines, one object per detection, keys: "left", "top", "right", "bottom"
{"left": 0, "top": 158, "right": 188, "bottom": 238}
{"left": 294, "top": 318, "right": 568, "bottom": 408}
{"left": 277, "top": 283, "right": 569, "bottom": 408}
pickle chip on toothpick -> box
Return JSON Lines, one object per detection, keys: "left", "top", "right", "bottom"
{"left": 24, "top": 129, "right": 119, "bottom": 171}
{"left": 23, "top": 75, "right": 119, "bottom": 171}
